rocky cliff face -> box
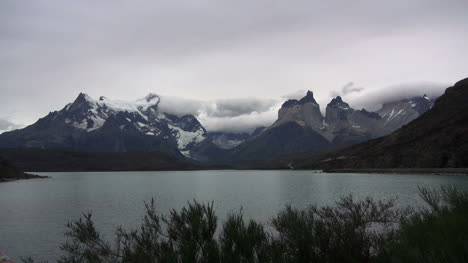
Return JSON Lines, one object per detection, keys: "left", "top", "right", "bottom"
{"left": 274, "top": 91, "right": 325, "bottom": 133}
{"left": 324, "top": 96, "right": 384, "bottom": 144}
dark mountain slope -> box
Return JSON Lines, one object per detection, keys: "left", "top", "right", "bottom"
{"left": 0, "top": 148, "right": 201, "bottom": 172}
{"left": 227, "top": 122, "right": 330, "bottom": 162}
{"left": 298, "top": 78, "right": 468, "bottom": 169}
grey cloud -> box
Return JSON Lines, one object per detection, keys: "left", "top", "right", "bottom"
{"left": 0, "top": 0, "right": 467, "bottom": 129}
{"left": 198, "top": 110, "right": 276, "bottom": 133}
{"left": 330, "top": 82, "right": 365, "bottom": 98}
{"left": 342, "top": 82, "right": 364, "bottom": 95}
{"left": 158, "top": 96, "right": 277, "bottom": 118}
{"left": 207, "top": 98, "right": 277, "bottom": 118}
{"left": 157, "top": 95, "right": 278, "bottom": 132}
{"left": 157, "top": 96, "right": 205, "bottom": 117}
{"left": 0, "top": 118, "right": 22, "bottom": 133}
{"left": 346, "top": 82, "right": 448, "bottom": 112}
{"left": 282, "top": 90, "right": 308, "bottom": 101}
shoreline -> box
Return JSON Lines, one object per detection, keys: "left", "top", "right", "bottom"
{"left": 323, "top": 168, "right": 468, "bottom": 175}
{"left": 0, "top": 173, "right": 49, "bottom": 183}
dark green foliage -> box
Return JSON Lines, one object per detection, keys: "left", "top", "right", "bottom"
{"left": 271, "top": 197, "right": 408, "bottom": 263}
{"left": 57, "top": 200, "right": 221, "bottom": 263}
{"left": 24, "top": 187, "right": 468, "bottom": 263}
{"left": 58, "top": 213, "right": 114, "bottom": 263}
{"left": 220, "top": 212, "right": 270, "bottom": 263}
{"left": 163, "top": 201, "right": 219, "bottom": 263}
{"left": 382, "top": 186, "right": 468, "bottom": 263}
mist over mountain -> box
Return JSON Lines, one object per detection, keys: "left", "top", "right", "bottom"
{"left": 337, "top": 82, "right": 445, "bottom": 112}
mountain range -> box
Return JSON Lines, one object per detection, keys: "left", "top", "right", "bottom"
{"left": 223, "top": 91, "right": 433, "bottom": 162}
{"left": 296, "top": 77, "right": 468, "bottom": 169}
{"left": 0, "top": 88, "right": 435, "bottom": 168}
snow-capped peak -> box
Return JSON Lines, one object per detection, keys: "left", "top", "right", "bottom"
{"left": 62, "top": 93, "right": 207, "bottom": 156}
{"left": 76, "top": 94, "right": 161, "bottom": 114}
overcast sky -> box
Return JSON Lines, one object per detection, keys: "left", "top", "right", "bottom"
{"left": 1, "top": 0, "right": 467, "bottom": 132}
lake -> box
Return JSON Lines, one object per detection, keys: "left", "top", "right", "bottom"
{"left": 1, "top": 170, "right": 468, "bottom": 261}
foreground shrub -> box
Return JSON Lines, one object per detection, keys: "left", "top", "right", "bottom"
{"left": 381, "top": 186, "right": 468, "bottom": 263}
{"left": 220, "top": 212, "right": 270, "bottom": 263}
{"left": 271, "top": 196, "right": 409, "bottom": 263}
{"left": 24, "top": 187, "right": 468, "bottom": 263}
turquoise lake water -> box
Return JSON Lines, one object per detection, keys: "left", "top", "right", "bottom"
{"left": 1, "top": 170, "right": 468, "bottom": 261}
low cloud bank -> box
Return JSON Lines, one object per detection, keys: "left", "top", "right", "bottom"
{"left": 184, "top": 81, "right": 448, "bottom": 133}
{"left": 3, "top": 81, "right": 449, "bottom": 135}
{"left": 157, "top": 95, "right": 278, "bottom": 133}
{"left": 329, "top": 81, "right": 448, "bottom": 112}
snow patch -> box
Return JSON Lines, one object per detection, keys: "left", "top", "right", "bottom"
{"left": 73, "top": 120, "right": 88, "bottom": 129}
{"left": 168, "top": 124, "right": 205, "bottom": 150}
{"left": 87, "top": 116, "right": 106, "bottom": 131}
{"left": 385, "top": 109, "right": 406, "bottom": 122}
{"left": 79, "top": 93, "right": 160, "bottom": 122}
{"left": 180, "top": 150, "right": 191, "bottom": 157}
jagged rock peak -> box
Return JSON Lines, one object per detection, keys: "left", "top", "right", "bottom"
{"left": 281, "top": 90, "right": 317, "bottom": 108}
{"left": 298, "top": 90, "right": 317, "bottom": 104}
{"left": 74, "top": 92, "right": 93, "bottom": 103}
{"left": 328, "top": 96, "right": 351, "bottom": 110}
